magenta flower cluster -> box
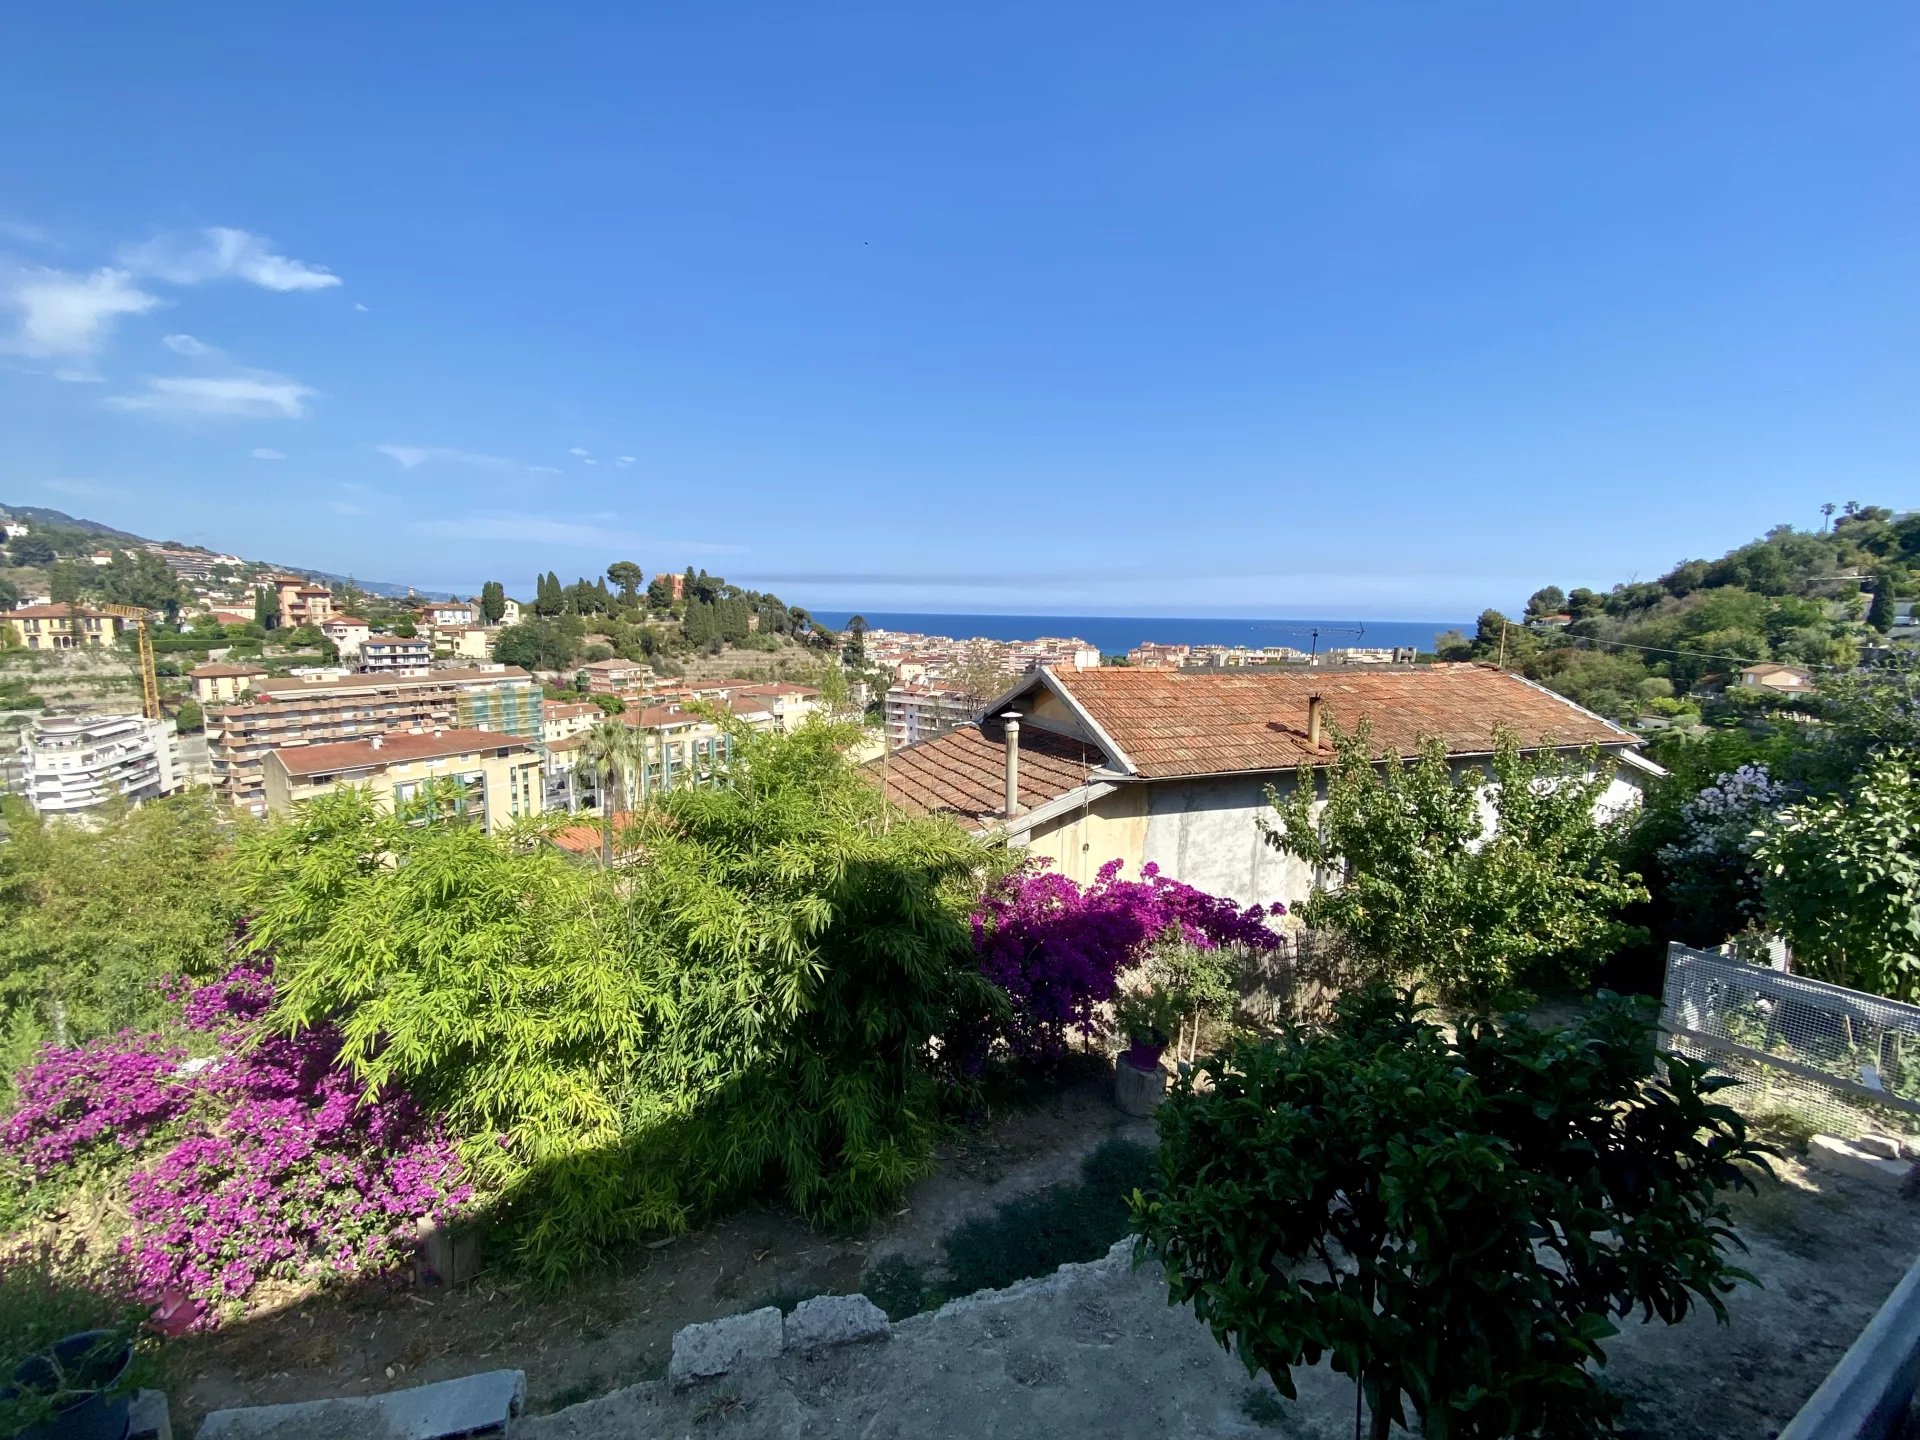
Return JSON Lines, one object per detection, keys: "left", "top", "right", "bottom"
{"left": 1, "top": 1036, "right": 195, "bottom": 1176}
{"left": 2, "top": 964, "right": 471, "bottom": 1325}
{"left": 971, "top": 859, "right": 1281, "bottom": 1065}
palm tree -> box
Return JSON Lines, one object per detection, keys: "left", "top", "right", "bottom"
{"left": 577, "top": 719, "right": 643, "bottom": 863}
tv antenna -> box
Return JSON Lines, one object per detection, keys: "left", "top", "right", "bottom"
{"left": 1252, "top": 623, "right": 1365, "bottom": 661}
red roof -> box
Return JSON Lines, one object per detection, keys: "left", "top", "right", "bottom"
{"left": 190, "top": 662, "right": 269, "bottom": 678}
{"left": 1048, "top": 664, "right": 1632, "bottom": 779}
{"left": 269, "top": 727, "right": 530, "bottom": 777}
{"left": 875, "top": 718, "right": 1103, "bottom": 824}
{"left": 550, "top": 812, "right": 632, "bottom": 856}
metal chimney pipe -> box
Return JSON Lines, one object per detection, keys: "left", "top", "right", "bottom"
{"left": 1307, "top": 695, "right": 1324, "bottom": 750}
{"left": 1003, "top": 712, "right": 1022, "bottom": 816}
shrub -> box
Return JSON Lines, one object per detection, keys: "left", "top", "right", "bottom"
{"left": 1134, "top": 987, "right": 1771, "bottom": 1439}
{"left": 1264, "top": 725, "right": 1647, "bottom": 1006}
{"left": 0, "top": 962, "right": 470, "bottom": 1325}
{"left": 969, "top": 861, "right": 1278, "bottom": 1067}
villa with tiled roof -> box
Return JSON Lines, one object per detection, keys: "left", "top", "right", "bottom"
{"left": 876, "top": 663, "right": 1660, "bottom": 910}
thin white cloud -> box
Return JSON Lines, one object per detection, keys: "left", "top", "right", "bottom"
{"left": 353, "top": 301, "right": 369, "bottom": 313}
{"left": 52, "top": 368, "right": 103, "bottom": 383}
{"left": 250, "top": 447, "right": 287, "bottom": 461}
{"left": 0, "top": 219, "right": 54, "bottom": 247}
{"left": 122, "top": 227, "right": 341, "bottom": 292}
{"left": 162, "top": 332, "right": 216, "bottom": 357}
{"left": 582, "top": 457, "right": 599, "bottom": 466}
{"left": 568, "top": 446, "right": 592, "bottom": 458}
{"left": 2, "top": 265, "right": 161, "bottom": 357}
{"left": 329, "top": 499, "right": 367, "bottom": 516}
{"left": 41, "top": 479, "right": 128, "bottom": 500}
{"left": 415, "top": 511, "right": 743, "bottom": 554}
{"left": 526, "top": 465, "right": 562, "bottom": 476}
{"left": 105, "top": 372, "right": 316, "bottom": 419}
{"left": 375, "top": 444, "right": 513, "bottom": 470}
{"left": 615, "top": 456, "right": 636, "bottom": 467}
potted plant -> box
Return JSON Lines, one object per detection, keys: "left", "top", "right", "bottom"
{"left": 1113, "top": 988, "right": 1181, "bottom": 1071}
{"left": 4, "top": 1328, "right": 135, "bottom": 1440}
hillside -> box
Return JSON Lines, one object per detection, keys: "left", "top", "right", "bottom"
{"left": 0, "top": 502, "right": 424, "bottom": 597}
{"left": 1443, "top": 504, "right": 1914, "bottom": 721}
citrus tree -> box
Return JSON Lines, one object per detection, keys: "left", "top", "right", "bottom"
{"left": 1263, "top": 725, "right": 1646, "bottom": 1006}
{"left": 1133, "top": 988, "right": 1770, "bottom": 1439}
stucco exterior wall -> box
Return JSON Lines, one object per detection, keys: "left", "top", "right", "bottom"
{"left": 1018, "top": 752, "right": 1649, "bottom": 913}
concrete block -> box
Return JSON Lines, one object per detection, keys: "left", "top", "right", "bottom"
{"left": 417, "top": 1220, "right": 485, "bottom": 1288}
{"left": 197, "top": 1369, "right": 524, "bottom": 1440}
{"left": 668, "top": 1307, "right": 784, "bottom": 1389}
{"left": 1856, "top": 1133, "right": 1910, "bottom": 1161}
{"left": 1809, "top": 1135, "right": 1911, "bottom": 1190}
{"left": 783, "top": 1294, "right": 889, "bottom": 1355}
{"left": 1113, "top": 1055, "right": 1165, "bottom": 1118}
{"left": 128, "top": 1388, "right": 172, "bottom": 1440}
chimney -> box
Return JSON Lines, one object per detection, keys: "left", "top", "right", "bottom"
{"left": 369, "top": 734, "right": 384, "bottom": 751}
{"left": 1003, "top": 712, "right": 1022, "bottom": 817}
{"left": 1307, "top": 695, "right": 1324, "bottom": 750}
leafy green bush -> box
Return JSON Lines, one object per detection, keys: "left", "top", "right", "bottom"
{"left": 1263, "top": 726, "right": 1646, "bottom": 1006}
{"left": 1133, "top": 988, "right": 1770, "bottom": 1439}
{"left": 237, "top": 721, "right": 1008, "bottom": 1284}
{"left": 0, "top": 1242, "right": 155, "bottom": 1437}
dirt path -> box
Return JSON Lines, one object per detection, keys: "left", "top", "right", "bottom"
{"left": 169, "top": 1070, "right": 1143, "bottom": 1427}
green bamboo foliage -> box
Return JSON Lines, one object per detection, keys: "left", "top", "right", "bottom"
{"left": 233, "top": 720, "right": 1006, "bottom": 1284}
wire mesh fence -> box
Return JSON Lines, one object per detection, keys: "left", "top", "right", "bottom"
{"left": 1660, "top": 941, "right": 1920, "bottom": 1141}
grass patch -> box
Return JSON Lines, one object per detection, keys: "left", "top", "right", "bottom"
{"left": 863, "top": 1138, "right": 1157, "bottom": 1321}
{"left": 1746, "top": 1108, "right": 1820, "bottom": 1160}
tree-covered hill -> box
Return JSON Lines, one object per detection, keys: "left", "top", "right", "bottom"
{"left": 1441, "top": 503, "right": 1915, "bottom": 721}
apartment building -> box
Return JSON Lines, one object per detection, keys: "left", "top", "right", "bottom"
{"left": 322, "top": 615, "right": 371, "bottom": 658}
{"left": 731, "top": 682, "right": 822, "bottom": 733}
{"left": 206, "top": 666, "right": 541, "bottom": 813}
{"left": 547, "top": 699, "right": 738, "bottom": 805}
{"left": 542, "top": 700, "right": 602, "bottom": 745}
{"left": 360, "top": 634, "right": 433, "bottom": 674}
{"left": 269, "top": 576, "right": 334, "bottom": 629}
{"left": 437, "top": 626, "right": 495, "bottom": 662}
{"left": 422, "top": 602, "right": 476, "bottom": 627}
{"left": 17, "top": 713, "right": 180, "bottom": 814}
{"left": 579, "top": 657, "right": 650, "bottom": 694}
{"left": 262, "top": 727, "right": 543, "bottom": 834}
{"left": 883, "top": 685, "right": 978, "bottom": 750}
{"left": 189, "top": 662, "right": 268, "bottom": 704}
{"left": 1, "top": 604, "right": 139, "bottom": 650}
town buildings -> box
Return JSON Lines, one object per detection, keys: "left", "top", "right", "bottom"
{"left": 321, "top": 615, "right": 371, "bottom": 659}
{"left": 579, "top": 657, "right": 651, "bottom": 694}
{"left": 188, "top": 662, "right": 268, "bottom": 705}
{"left": 1, "top": 604, "right": 140, "bottom": 650}
{"left": 268, "top": 575, "right": 334, "bottom": 629}
{"left": 262, "top": 727, "right": 543, "bottom": 834}
{"left": 206, "top": 666, "right": 541, "bottom": 813}
{"left": 1738, "top": 663, "right": 1815, "bottom": 694}
{"left": 877, "top": 664, "right": 1660, "bottom": 913}
{"left": 883, "top": 685, "right": 978, "bottom": 749}
{"left": 17, "top": 713, "right": 180, "bottom": 814}
{"left": 359, "top": 635, "right": 434, "bottom": 674}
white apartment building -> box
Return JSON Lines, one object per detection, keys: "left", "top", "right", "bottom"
{"left": 18, "top": 713, "right": 180, "bottom": 815}
{"left": 884, "top": 684, "right": 978, "bottom": 750}
{"left": 360, "top": 635, "right": 434, "bottom": 674}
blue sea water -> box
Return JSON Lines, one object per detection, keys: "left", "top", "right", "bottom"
{"left": 809, "top": 612, "right": 1471, "bottom": 658}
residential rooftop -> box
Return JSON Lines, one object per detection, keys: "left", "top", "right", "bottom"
{"left": 269, "top": 727, "right": 532, "bottom": 777}
{"left": 245, "top": 666, "right": 529, "bottom": 699}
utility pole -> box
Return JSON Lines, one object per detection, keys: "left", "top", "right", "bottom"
{"left": 1498, "top": 620, "right": 1508, "bottom": 669}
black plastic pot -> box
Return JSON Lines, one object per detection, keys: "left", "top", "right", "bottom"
{"left": 6, "top": 1331, "right": 132, "bottom": 1440}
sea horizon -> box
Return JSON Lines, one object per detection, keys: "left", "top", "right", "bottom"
{"left": 810, "top": 611, "right": 1472, "bottom": 659}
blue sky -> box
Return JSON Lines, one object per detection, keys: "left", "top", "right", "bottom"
{"left": 1, "top": 4, "right": 1914, "bottom": 618}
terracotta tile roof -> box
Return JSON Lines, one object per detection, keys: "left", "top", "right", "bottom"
{"left": 190, "top": 662, "right": 269, "bottom": 678}
{"left": 1050, "top": 664, "right": 1633, "bottom": 779}
{"left": 874, "top": 717, "right": 1103, "bottom": 824}
{"left": 550, "top": 812, "right": 630, "bottom": 856}
{"left": 270, "top": 727, "right": 531, "bottom": 777}
{"left": 3, "top": 604, "right": 118, "bottom": 620}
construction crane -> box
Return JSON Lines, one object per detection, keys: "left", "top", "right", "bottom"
{"left": 96, "top": 604, "right": 161, "bottom": 720}
{"left": 1252, "top": 623, "right": 1366, "bottom": 661}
